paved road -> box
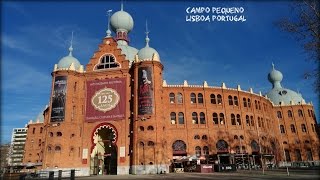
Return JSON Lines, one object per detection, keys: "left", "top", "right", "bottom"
{"left": 77, "top": 169, "right": 320, "bottom": 180}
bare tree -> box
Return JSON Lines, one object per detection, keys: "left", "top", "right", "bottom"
{"left": 275, "top": 0, "right": 320, "bottom": 93}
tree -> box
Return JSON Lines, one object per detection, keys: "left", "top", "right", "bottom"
{"left": 274, "top": 0, "right": 320, "bottom": 93}
{"left": 0, "top": 143, "right": 11, "bottom": 173}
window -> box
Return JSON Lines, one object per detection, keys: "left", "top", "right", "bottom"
{"left": 243, "top": 98, "right": 247, "bottom": 107}
{"left": 203, "top": 146, "right": 209, "bottom": 156}
{"left": 170, "top": 112, "right": 176, "bottom": 124}
{"left": 283, "top": 141, "right": 288, "bottom": 144}
{"left": 231, "top": 114, "right": 236, "bottom": 125}
{"left": 304, "top": 140, "right": 310, "bottom": 144}
{"left": 298, "top": 109, "right": 303, "bottom": 117}
{"left": 49, "top": 132, "right": 53, "bottom": 137}
{"left": 139, "top": 126, "right": 144, "bottom": 131}
{"left": 247, "top": 98, "right": 251, "bottom": 108}
{"left": 258, "top": 101, "right": 261, "bottom": 110}
{"left": 255, "top": 100, "right": 258, "bottom": 109}
{"left": 211, "top": 94, "right": 216, "bottom": 104}
{"left": 169, "top": 93, "right": 175, "bottom": 103}
{"left": 216, "top": 140, "right": 228, "bottom": 152}
{"left": 200, "top": 112, "right": 206, "bottom": 124}
{"left": 213, "top": 113, "right": 218, "bottom": 124}
{"left": 311, "top": 124, "right": 315, "bottom": 132}
{"left": 306, "top": 149, "right": 313, "bottom": 161}
{"left": 228, "top": 96, "right": 233, "bottom": 105}
{"left": 177, "top": 93, "right": 183, "bottom": 104}
{"left": 198, "top": 93, "right": 203, "bottom": 104}
{"left": 40, "top": 127, "right": 43, "bottom": 134}
{"left": 250, "top": 116, "right": 254, "bottom": 126}
{"left": 147, "top": 126, "right": 154, "bottom": 131}
{"left": 202, "top": 135, "right": 208, "bottom": 140}
{"left": 236, "top": 114, "right": 241, "bottom": 125}
{"left": 148, "top": 141, "right": 155, "bottom": 146}
{"left": 219, "top": 113, "right": 225, "bottom": 124}
{"left": 280, "top": 125, "right": 285, "bottom": 134}
{"left": 307, "top": 109, "right": 311, "bottom": 117}
{"left": 192, "top": 112, "right": 198, "bottom": 124}
{"left": 290, "top": 124, "right": 296, "bottom": 133}
{"left": 301, "top": 124, "right": 307, "bottom": 132}
{"left": 32, "top": 128, "right": 35, "bottom": 134}
{"left": 217, "top": 94, "right": 222, "bottom": 104}
{"left": 195, "top": 146, "right": 201, "bottom": 157}
{"left": 288, "top": 110, "right": 293, "bottom": 118}
{"left": 285, "top": 149, "right": 291, "bottom": 162}
{"left": 277, "top": 111, "right": 282, "bottom": 119}
{"left": 261, "top": 118, "right": 264, "bottom": 128}
{"left": 95, "top": 54, "right": 119, "bottom": 69}
{"left": 57, "top": 132, "right": 62, "bottom": 136}
{"left": 55, "top": 146, "right": 61, "bottom": 152}
{"left": 47, "top": 146, "right": 52, "bottom": 152}
{"left": 194, "top": 135, "right": 200, "bottom": 139}
{"left": 190, "top": 93, "right": 196, "bottom": 104}
{"left": 295, "top": 149, "right": 302, "bottom": 161}
{"left": 234, "top": 96, "right": 238, "bottom": 106}
{"left": 178, "top": 112, "right": 184, "bottom": 124}
{"left": 246, "top": 115, "right": 250, "bottom": 126}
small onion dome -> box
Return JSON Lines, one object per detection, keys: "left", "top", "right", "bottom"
{"left": 57, "top": 46, "right": 81, "bottom": 70}
{"left": 268, "top": 63, "right": 283, "bottom": 89}
{"left": 34, "top": 112, "right": 44, "bottom": 123}
{"left": 110, "top": 10, "right": 134, "bottom": 33}
{"left": 138, "top": 37, "right": 160, "bottom": 61}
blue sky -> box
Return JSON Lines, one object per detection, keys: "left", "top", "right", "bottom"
{"left": 1, "top": 1, "right": 318, "bottom": 144}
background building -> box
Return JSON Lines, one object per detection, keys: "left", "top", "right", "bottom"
{"left": 21, "top": 3, "right": 319, "bottom": 177}
{"left": 8, "top": 128, "right": 27, "bottom": 171}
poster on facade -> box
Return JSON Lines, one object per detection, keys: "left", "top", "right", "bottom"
{"left": 138, "top": 67, "right": 154, "bottom": 115}
{"left": 85, "top": 78, "right": 126, "bottom": 122}
{"left": 50, "top": 76, "right": 67, "bottom": 122}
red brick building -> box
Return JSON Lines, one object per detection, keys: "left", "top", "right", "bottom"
{"left": 23, "top": 5, "right": 319, "bottom": 176}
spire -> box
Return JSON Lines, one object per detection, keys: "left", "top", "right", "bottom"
{"left": 69, "top": 31, "right": 74, "bottom": 56}
{"left": 271, "top": 62, "right": 275, "bottom": 70}
{"left": 145, "top": 20, "right": 150, "bottom": 47}
{"left": 121, "top": 0, "right": 124, "bottom": 11}
{"left": 106, "top": 9, "right": 112, "bottom": 37}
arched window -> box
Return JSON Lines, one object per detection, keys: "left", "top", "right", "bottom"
{"left": 190, "top": 93, "right": 196, "bottom": 104}
{"left": 283, "top": 141, "right": 288, "bottom": 144}
{"left": 217, "top": 94, "right": 222, "bottom": 104}
{"left": 243, "top": 98, "right": 247, "bottom": 107}
{"left": 170, "top": 112, "right": 176, "bottom": 124}
{"left": 298, "top": 109, "right": 303, "bottom": 117}
{"left": 198, "top": 93, "right": 203, "bottom": 104}
{"left": 177, "top": 93, "right": 183, "bottom": 104}
{"left": 255, "top": 100, "right": 258, "bottom": 109}
{"left": 280, "top": 125, "right": 285, "bottom": 134}
{"left": 213, "top": 113, "right": 218, "bottom": 124}
{"left": 219, "top": 113, "right": 225, "bottom": 125}
{"left": 236, "top": 114, "right": 241, "bottom": 125}
{"left": 247, "top": 98, "right": 251, "bottom": 108}
{"left": 210, "top": 94, "right": 216, "bottom": 104}
{"left": 304, "top": 140, "right": 310, "bottom": 144}
{"left": 147, "top": 126, "right": 154, "bottom": 131}
{"left": 200, "top": 112, "right": 206, "bottom": 124}
{"left": 285, "top": 149, "right": 291, "bottom": 162}
{"left": 169, "top": 93, "right": 175, "bottom": 103}
{"left": 295, "top": 149, "right": 302, "bottom": 161}
{"left": 57, "top": 132, "right": 62, "bottom": 137}
{"left": 216, "top": 140, "right": 228, "bottom": 152}
{"left": 258, "top": 117, "right": 261, "bottom": 127}
{"left": 277, "top": 111, "right": 282, "bottom": 119}
{"left": 194, "top": 135, "right": 200, "bottom": 139}
{"left": 139, "top": 126, "right": 144, "bottom": 131}
{"left": 228, "top": 96, "right": 233, "bottom": 105}
{"left": 47, "top": 146, "right": 52, "bottom": 152}
{"left": 301, "top": 124, "right": 307, "bottom": 132}
{"left": 231, "top": 114, "right": 236, "bottom": 125}
{"left": 178, "top": 112, "right": 184, "bottom": 124}
{"left": 234, "top": 96, "right": 238, "bottom": 106}
{"left": 261, "top": 118, "right": 264, "bottom": 128}
{"left": 195, "top": 146, "right": 201, "bottom": 157}
{"left": 32, "top": 128, "right": 35, "bottom": 134}
{"left": 250, "top": 116, "right": 254, "bottom": 126}
{"left": 234, "top": 135, "right": 238, "bottom": 140}
{"left": 202, "top": 135, "right": 208, "bottom": 140}
{"left": 246, "top": 115, "right": 250, "bottom": 126}
{"left": 55, "top": 146, "right": 61, "bottom": 152}
{"left": 311, "top": 124, "right": 315, "bottom": 132}
{"left": 290, "top": 124, "right": 296, "bottom": 133}
{"left": 192, "top": 112, "right": 198, "bottom": 124}
{"left": 258, "top": 101, "right": 261, "bottom": 110}
{"left": 251, "top": 140, "right": 260, "bottom": 152}
{"left": 40, "top": 127, "right": 43, "bottom": 134}
{"left": 288, "top": 110, "right": 293, "bottom": 118}
{"left": 148, "top": 141, "right": 155, "bottom": 146}
{"left": 306, "top": 149, "right": 313, "bottom": 161}
{"left": 203, "top": 146, "right": 209, "bottom": 156}
{"left": 49, "top": 132, "right": 53, "bottom": 137}
{"left": 172, "top": 140, "right": 187, "bottom": 155}
{"left": 140, "top": 142, "right": 144, "bottom": 147}
{"left": 95, "top": 54, "right": 119, "bottom": 69}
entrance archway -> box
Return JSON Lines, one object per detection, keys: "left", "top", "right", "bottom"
{"left": 90, "top": 123, "right": 118, "bottom": 175}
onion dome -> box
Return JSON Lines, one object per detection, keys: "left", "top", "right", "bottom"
{"left": 57, "top": 46, "right": 81, "bottom": 70}
{"left": 110, "top": 10, "right": 134, "bottom": 33}
{"left": 137, "top": 21, "right": 160, "bottom": 61}
{"left": 34, "top": 112, "right": 44, "bottom": 123}
{"left": 117, "top": 40, "right": 138, "bottom": 62}
{"left": 266, "top": 63, "right": 305, "bottom": 105}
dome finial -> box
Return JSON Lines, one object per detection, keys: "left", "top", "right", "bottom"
{"left": 69, "top": 31, "right": 74, "bottom": 56}
{"left": 272, "top": 62, "right": 275, "bottom": 70}
{"left": 106, "top": 9, "right": 113, "bottom": 37}
{"left": 121, "top": 0, "right": 124, "bottom": 11}
{"left": 145, "top": 20, "right": 150, "bottom": 47}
